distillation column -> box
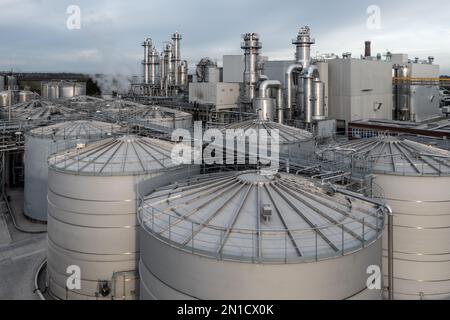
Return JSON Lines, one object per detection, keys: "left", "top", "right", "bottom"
{"left": 288, "top": 26, "right": 325, "bottom": 124}
{"left": 241, "top": 33, "right": 262, "bottom": 106}
{"left": 142, "top": 38, "right": 152, "bottom": 85}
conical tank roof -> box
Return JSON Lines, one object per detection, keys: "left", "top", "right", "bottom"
{"left": 28, "top": 120, "right": 122, "bottom": 139}
{"left": 6, "top": 100, "right": 80, "bottom": 120}
{"left": 318, "top": 136, "right": 450, "bottom": 176}
{"left": 49, "top": 135, "right": 178, "bottom": 176}
{"left": 224, "top": 119, "right": 314, "bottom": 144}
{"left": 140, "top": 170, "right": 383, "bottom": 262}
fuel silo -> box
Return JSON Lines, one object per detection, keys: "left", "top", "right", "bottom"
{"left": 139, "top": 170, "right": 385, "bottom": 300}
{"left": 317, "top": 136, "right": 450, "bottom": 300}
{"left": 24, "top": 120, "right": 121, "bottom": 222}
{"left": 46, "top": 135, "right": 198, "bottom": 300}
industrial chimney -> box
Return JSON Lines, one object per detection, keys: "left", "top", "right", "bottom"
{"left": 365, "top": 41, "right": 371, "bottom": 58}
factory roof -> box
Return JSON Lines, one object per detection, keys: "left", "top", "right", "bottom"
{"left": 139, "top": 170, "right": 383, "bottom": 263}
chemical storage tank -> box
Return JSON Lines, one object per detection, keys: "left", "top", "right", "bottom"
{"left": 138, "top": 170, "right": 385, "bottom": 300}
{"left": 46, "top": 135, "right": 198, "bottom": 300}
{"left": 18, "top": 91, "right": 38, "bottom": 103}
{"left": 215, "top": 119, "right": 315, "bottom": 165}
{"left": 317, "top": 136, "right": 450, "bottom": 300}
{"left": 135, "top": 106, "right": 193, "bottom": 130}
{"left": 1, "top": 100, "right": 80, "bottom": 122}
{"left": 24, "top": 120, "right": 122, "bottom": 222}
{"left": 0, "top": 91, "right": 10, "bottom": 107}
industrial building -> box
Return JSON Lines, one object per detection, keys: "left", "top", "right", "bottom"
{"left": 0, "top": 22, "right": 449, "bottom": 303}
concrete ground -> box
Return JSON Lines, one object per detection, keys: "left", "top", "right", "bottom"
{"left": 0, "top": 188, "right": 47, "bottom": 300}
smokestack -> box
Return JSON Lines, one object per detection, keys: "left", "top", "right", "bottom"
{"left": 365, "top": 41, "right": 371, "bottom": 58}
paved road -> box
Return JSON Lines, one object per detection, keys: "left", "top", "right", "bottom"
{"left": 0, "top": 233, "right": 47, "bottom": 300}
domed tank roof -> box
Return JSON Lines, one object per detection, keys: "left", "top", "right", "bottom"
{"left": 49, "top": 135, "right": 178, "bottom": 176}
{"left": 224, "top": 120, "right": 314, "bottom": 144}
{"left": 140, "top": 170, "right": 383, "bottom": 263}
{"left": 28, "top": 120, "right": 122, "bottom": 139}
{"left": 318, "top": 136, "right": 450, "bottom": 176}
{"left": 7, "top": 100, "right": 80, "bottom": 120}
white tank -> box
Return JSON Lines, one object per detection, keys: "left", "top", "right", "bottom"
{"left": 136, "top": 106, "right": 193, "bottom": 130}
{"left": 215, "top": 120, "right": 315, "bottom": 164}
{"left": 1, "top": 100, "right": 80, "bottom": 122}
{"left": 318, "top": 136, "right": 450, "bottom": 300}
{"left": 46, "top": 135, "right": 199, "bottom": 300}
{"left": 139, "top": 170, "right": 384, "bottom": 300}
{"left": 24, "top": 120, "right": 121, "bottom": 222}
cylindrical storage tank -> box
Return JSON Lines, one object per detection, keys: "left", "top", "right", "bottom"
{"left": 59, "top": 82, "right": 75, "bottom": 98}
{"left": 136, "top": 106, "right": 193, "bottom": 130}
{"left": 18, "top": 91, "right": 37, "bottom": 103}
{"left": 24, "top": 120, "right": 121, "bottom": 222}
{"left": 46, "top": 135, "right": 199, "bottom": 300}
{"left": 73, "top": 83, "right": 86, "bottom": 97}
{"left": 0, "top": 91, "right": 9, "bottom": 107}
{"left": 222, "top": 120, "right": 315, "bottom": 161}
{"left": 139, "top": 170, "right": 385, "bottom": 300}
{"left": 317, "top": 137, "right": 450, "bottom": 300}
{"left": 1, "top": 100, "right": 80, "bottom": 122}
{"left": 253, "top": 97, "right": 275, "bottom": 122}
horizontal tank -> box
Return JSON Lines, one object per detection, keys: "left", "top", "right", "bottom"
{"left": 24, "top": 120, "right": 122, "bottom": 222}
{"left": 139, "top": 170, "right": 385, "bottom": 300}
{"left": 46, "top": 135, "right": 199, "bottom": 300}
{"left": 318, "top": 136, "right": 450, "bottom": 300}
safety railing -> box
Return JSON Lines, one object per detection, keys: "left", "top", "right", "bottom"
{"left": 138, "top": 197, "right": 386, "bottom": 264}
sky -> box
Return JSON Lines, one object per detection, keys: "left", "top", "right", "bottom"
{"left": 0, "top": 0, "right": 449, "bottom": 76}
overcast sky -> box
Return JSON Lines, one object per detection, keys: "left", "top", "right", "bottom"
{"left": 0, "top": 0, "right": 449, "bottom": 76}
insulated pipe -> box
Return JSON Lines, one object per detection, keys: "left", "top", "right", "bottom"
{"left": 285, "top": 64, "right": 303, "bottom": 121}
{"left": 259, "top": 80, "right": 283, "bottom": 122}
{"left": 301, "top": 65, "right": 320, "bottom": 124}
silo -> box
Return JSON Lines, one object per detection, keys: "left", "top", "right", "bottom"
{"left": 139, "top": 170, "right": 385, "bottom": 300}
{"left": 317, "top": 136, "right": 450, "bottom": 300}
{"left": 46, "top": 135, "right": 198, "bottom": 300}
{"left": 24, "top": 120, "right": 121, "bottom": 222}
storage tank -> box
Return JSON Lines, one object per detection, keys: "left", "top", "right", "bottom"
{"left": 317, "top": 136, "right": 450, "bottom": 300}
{"left": 0, "top": 91, "right": 10, "bottom": 107}
{"left": 1, "top": 100, "right": 80, "bottom": 122}
{"left": 46, "top": 135, "right": 198, "bottom": 300}
{"left": 139, "top": 170, "right": 385, "bottom": 300}
{"left": 19, "top": 91, "right": 38, "bottom": 103}
{"left": 24, "top": 120, "right": 122, "bottom": 222}
{"left": 221, "top": 119, "right": 315, "bottom": 162}
{"left": 136, "top": 106, "right": 193, "bottom": 130}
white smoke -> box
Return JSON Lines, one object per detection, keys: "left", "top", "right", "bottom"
{"left": 90, "top": 73, "right": 133, "bottom": 95}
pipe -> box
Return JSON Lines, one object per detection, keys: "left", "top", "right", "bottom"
{"left": 259, "top": 80, "right": 283, "bottom": 123}
{"left": 365, "top": 41, "right": 372, "bottom": 58}
{"left": 285, "top": 64, "right": 303, "bottom": 121}
{"left": 330, "top": 184, "right": 394, "bottom": 300}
